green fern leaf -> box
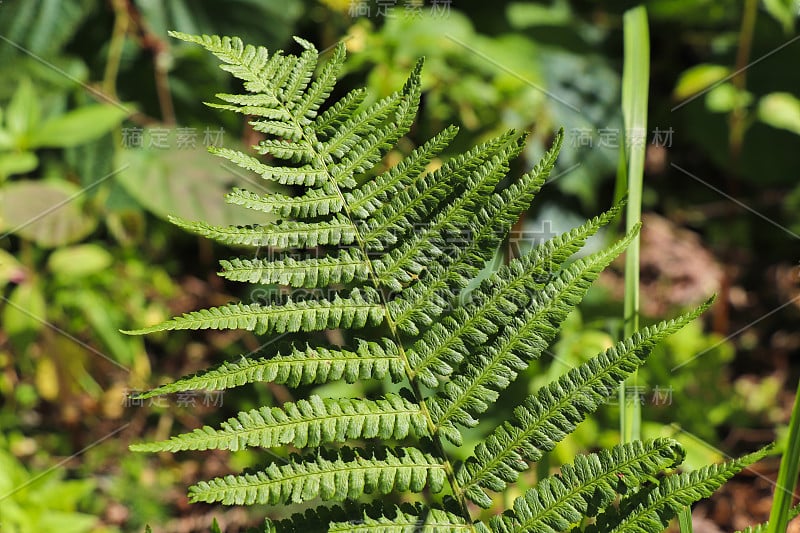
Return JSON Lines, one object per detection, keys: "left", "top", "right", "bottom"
{"left": 457, "top": 301, "right": 711, "bottom": 504}
{"left": 127, "top": 32, "right": 749, "bottom": 533}
{"left": 345, "top": 125, "right": 459, "bottom": 219}
{"left": 167, "top": 32, "right": 277, "bottom": 93}
{"left": 168, "top": 214, "right": 356, "bottom": 248}
{"left": 292, "top": 42, "right": 346, "bottom": 124}
{"left": 328, "top": 503, "right": 471, "bottom": 532}
{"left": 188, "top": 447, "right": 446, "bottom": 505}
{"left": 373, "top": 130, "right": 524, "bottom": 293}
{"left": 389, "top": 130, "right": 562, "bottom": 334}
{"left": 130, "top": 393, "right": 427, "bottom": 452}
{"left": 266, "top": 501, "right": 469, "bottom": 533}
{"left": 210, "top": 146, "right": 327, "bottom": 186}
{"left": 314, "top": 87, "right": 368, "bottom": 138}
{"left": 430, "top": 227, "right": 640, "bottom": 443}
{"left": 588, "top": 446, "right": 771, "bottom": 533}
{"left": 408, "top": 201, "right": 625, "bottom": 387}
{"left": 256, "top": 138, "right": 315, "bottom": 163}
{"left": 482, "top": 438, "right": 685, "bottom": 532}
{"left": 123, "top": 288, "right": 384, "bottom": 335}
{"left": 131, "top": 339, "right": 403, "bottom": 398}
{"left": 218, "top": 249, "right": 369, "bottom": 287}
{"left": 225, "top": 185, "right": 342, "bottom": 218}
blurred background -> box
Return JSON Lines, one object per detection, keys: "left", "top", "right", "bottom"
{"left": 0, "top": 0, "right": 799, "bottom": 531}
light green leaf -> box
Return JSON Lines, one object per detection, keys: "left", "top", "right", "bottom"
{"left": 5, "top": 78, "right": 40, "bottom": 141}
{"left": 705, "top": 82, "right": 753, "bottom": 113}
{"left": 3, "top": 281, "right": 46, "bottom": 338}
{"left": 47, "top": 243, "right": 112, "bottom": 279}
{"left": 31, "top": 104, "right": 131, "bottom": 148}
{"left": 758, "top": 92, "right": 800, "bottom": 136}
{"left": 673, "top": 64, "right": 730, "bottom": 101}
{"left": 0, "top": 249, "right": 25, "bottom": 288}
{"left": 763, "top": 0, "right": 797, "bottom": 33}
{"left": 0, "top": 151, "right": 38, "bottom": 177}
{"left": 0, "top": 180, "right": 97, "bottom": 247}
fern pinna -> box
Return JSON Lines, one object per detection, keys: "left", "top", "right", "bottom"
{"left": 127, "top": 32, "right": 766, "bottom": 532}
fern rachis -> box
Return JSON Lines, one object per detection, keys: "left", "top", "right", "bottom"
{"left": 127, "top": 32, "right": 767, "bottom": 532}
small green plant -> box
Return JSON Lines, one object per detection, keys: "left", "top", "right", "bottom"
{"left": 127, "top": 32, "right": 768, "bottom": 531}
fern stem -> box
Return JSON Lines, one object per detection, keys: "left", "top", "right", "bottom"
{"left": 277, "top": 80, "right": 476, "bottom": 526}
{"left": 339, "top": 181, "right": 475, "bottom": 526}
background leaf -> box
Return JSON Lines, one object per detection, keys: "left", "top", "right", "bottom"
{"left": 115, "top": 136, "right": 275, "bottom": 226}
{"left": 0, "top": 180, "right": 97, "bottom": 247}
{"left": 31, "top": 104, "right": 130, "bottom": 148}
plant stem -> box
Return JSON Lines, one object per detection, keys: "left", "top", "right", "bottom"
{"left": 284, "top": 76, "right": 476, "bottom": 525}
{"left": 766, "top": 378, "right": 800, "bottom": 533}
{"left": 618, "top": 5, "right": 649, "bottom": 444}
{"left": 729, "top": 0, "right": 758, "bottom": 161}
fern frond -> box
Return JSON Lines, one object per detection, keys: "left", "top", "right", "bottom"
{"left": 457, "top": 301, "right": 711, "bottom": 504}
{"left": 248, "top": 119, "right": 304, "bottom": 141}
{"left": 130, "top": 393, "right": 427, "bottom": 452}
{"left": 588, "top": 446, "right": 770, "bottom": 533}
{"left": 168, "top": 214, "right": 356, "bottom": 248}
{"left": 132, "top": 340, "right": 403, "bottom": 398}
{"left": 481, "top": 438, "right": 684, "bottom": 532}
{"left": 314, "top": 87, "right": 368, "bottom": 138}
{"left": 208, "top": 93, "right": 289, "bottom": 120}
{"left": 328, "top": 503, "right": 471, "bottom": 532}
{"left": 209, "top": 146, "right": 327, "bottom": 186}
{"left": 276, "top": 39, "right": 317, "bottom": 105}
{"left": 188, "top": 447, "right": 446, "bottom": 505}
{"left": 389, "top": 130, "right": 562, "bottom": 334}
{"left": 218, "top": 249, "right": 368, "bottom": 288}
{"left": 292, "top": 42, "right": 346, "bottom": 124}
{"left": 266, "top": 501, "right": 470, "bottom": 533}
{"left": 359, "top": 165, "right": 459, "bottom": 250}
{"left": 321, "top": 92, "right": 404, "bottom": 160}
{"left": 225, "top": 185, "right": 342, "bottom": 218}
{"left": 168, "top": 31, "right": 277, "bottom": 93}
{"left": 429, "top": 227, "right": 639, "bottom": 444}
{"left": 255, "top": 138, "right": 314, "bottom": 163}
{"left": 408, "top": 201, "right": 625, "bottom": 386}
{"left": 123, "top": 288, "right": 384, "bottom": 335}
{"left": 372, "top": 129, "right": 523, "bottom": 287}
{"left": 345, "top": 125, "right": 459, "bottom": 219}
{"left": 130, "top": 32, "right": 741, "bottom": 533}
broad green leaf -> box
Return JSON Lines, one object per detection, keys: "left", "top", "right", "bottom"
{"left": 47, "top": 244, "right": 112, "bottom": 279}
{"left": 673, "top": 64, "right": 730, "bottom": 100}
{"left": 506, "top": 1, "right": 572, "bottom": 28}
{"left": 5, "top": 78, "right": 40, "bottom": 142}
{"left": 0, "top": 249, "right": 25, "bottom": 288}
{"left": 3, "top": 281, "right": 46, "bottom": 338}
{"left": 31, "top": 105, "right": 131, "bottom": 148}
{"left": 0, "top": 151, "right": 38, "bottom": 177}
{"left": 115, "top": 136, "right": 274, "bottom": 226}
{"left": 705, "top": 82, "right": 753, "bottom": 114}
{"left": 758, "top": 92, "right": 800, "bottom": 136}
{"left": 763, "top": 0, "right": 797, "bottom": 33}
{"left": 0, "top": 180, "right": 97, "bottom": 247}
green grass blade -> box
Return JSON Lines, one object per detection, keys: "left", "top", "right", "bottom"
{"left": 766, "top": 378, "right": 800, "bottom": 533}
{"left": 618, "top": 5, "right": 650, "bottom": 445}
